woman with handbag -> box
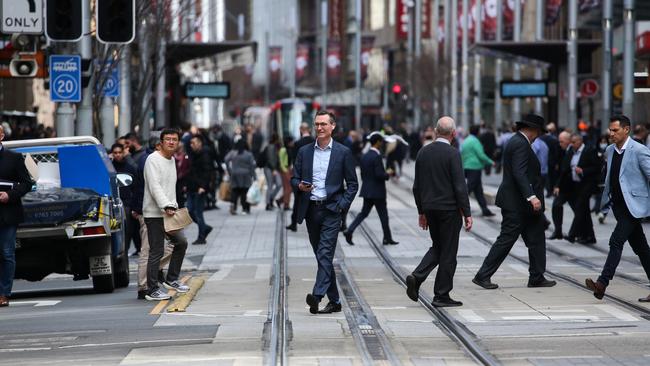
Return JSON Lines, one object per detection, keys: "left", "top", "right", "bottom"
{"left": 225, "top": 138, "right": 257, "bottom": 215}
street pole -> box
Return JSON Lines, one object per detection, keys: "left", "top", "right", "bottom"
{"left": 568, "top": 0, "right": 578, "bottom": 129}
{"left": 407, "top": 2, "right": 414, "bottom": 122}
{"left": 354, "top": 0, "right": 362, "bottom": 131}
{"left": 55, "top": 103, "right": 75, "bottom": 137}
{"left": 433, "top": 0, "right": 440, "bottom": 117}
{"left": 494, "top": 0, "right": 503, "bottom": 129}
{"left": 512, "top": 0, "right": 521, "bottom": 120}
{"left": 443, "top": 0, "right": 451, "bottom": 116}
{"left": 118, "top": 45, "right": 132, "bottom": 136}
{"left": 320, "top": 0, "right": 327, "bottom": 109}
{"left": 414, "top": 0, "right": 422, "bottom": 129}
{"left": 461, "top": 0, "right": 469, "bottom": 129}
{"left": 155, "top": 0, "right": 167, "bottom": 130}
{"left": 264, "top": 31, "right": 270, "bottom": 105}
{"left": 534, "top": 0, "right": 544, "bottom": 115}
{"left": 289, "top": 5, "right": 297, "bottom": 99}
{"left": 139, "top": 17, "right": 151, "bottom": 139}
{"left": 451, "top": 0, "right": 458, "bottom": 120}
{"left": 76, "top": 0, "right": 93, "bottom": 136}
{"left": 622, "top": 0, "right": 635, "bottom": 118}
{"left": 601, "top": 0, "right": 612, "bottom": 133}
{"left": 100, "top": 97, "right": 115, "bottom": 146}
{"left": 473, "top": 0, "right": 482, "bottom": 126}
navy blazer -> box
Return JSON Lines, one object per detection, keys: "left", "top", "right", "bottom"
{"left": 359, "top": 149, "right": 389, "bottom": 199}
{"left": 0, "top": 147, "right": 33, "bottom": 226}
{"left": 291, "top": 140, "right": 358, "bottom": 224}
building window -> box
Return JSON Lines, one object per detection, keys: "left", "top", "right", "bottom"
{"left": 388, "top": 0, "right": 396, "bottom": 26}
{"left": 370, "top": 0, "right": 385, "bottom": 30}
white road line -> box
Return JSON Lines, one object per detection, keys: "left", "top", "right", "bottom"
{"left": 254, "top": 264, "right": 271, "bottom": 280}
{"left": 492, "top": 309, "right": 587, "bottom": 313}
{"left": 0, "top": 347, "right": 52, "bottom": 352}
{"left": 491, "top": 332, "right": 615, "bottom": 338}
{"left": 595, "top": 304, "right": 638, "bottom": 321}
{"left": 502, "top": 316, "right": 549, "bottom": 320}
{"left": 501, "top": 355, "right": 604, "bottom": 360}
{"left": 547, "top": 315, "right": 600, "bottom": 321}
{"left": 370, "top": 306, "right": 407, "bottom": 310}
{"left": 454, "top": 309, "right": 486, "bottom": 322}
{"left": 207, "top": 264, "right": 234, "bottom": 281}
{"left": 9, "top": 300, "right": 61, "bottom": 307}
{"left": 59, "top": 337, "right": 213, "bottom": 349}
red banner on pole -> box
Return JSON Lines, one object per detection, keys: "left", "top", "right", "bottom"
{"left": 546, "top": 0, "right": 563, "bottom": 25}
{"left": 397, "top": 0, "right": 432, "bottom": 41}
{"left": 361, "top": 36, "right": 375, "bottom": 79}
{"left": 296, "top": 43, "right": 309, "bottom": 81}
{"left": 483, "top": 0, "right": 498, "bottom": 40}
{"left": 327, "top": 40, "right": 341, "bottom": 78}
{"left": 269, "top": 46, "right": 282, "bottom": 83}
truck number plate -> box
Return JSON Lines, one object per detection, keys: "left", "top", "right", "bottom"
{"left": 89, "top": 255, "right": 112, "bottom": 276}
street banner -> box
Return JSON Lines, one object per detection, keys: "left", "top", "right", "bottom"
{"left": 546, "top": 0, "right": 563, "bottom": 25}
{"left": 396, "top": 0, "right": 432, "bottom": 40}
{"left": 327, "top": 40, "right": 341, "bottom": 79}
{"left": 296, "top": 43, "right": 309, "bottom": 81}
{"left": 269, "top": 46, "right": 282, "bottom": 83}
{"left": 483, "top": 0, "right": 498, "bottom": 40}
{"left": 329, "top": 0, "right": 343, "bottom": 39}
{"left": 361, "top": 36, "right": 375, "bottom": 79}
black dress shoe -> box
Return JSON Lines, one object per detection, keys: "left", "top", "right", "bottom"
{"left": 306, "top": 294, "right": 320, "bottom": 314}
{"left": 318, "top": 301, "right": 342, "bottom": 314}
{"left": 383, "top": 239, "right": 399, "bottom": 245}
{"left": 343, "top": 231, "right": 354, "bottom": 245}
{"left": 432, "top": 297, "right": 463, "bottom": 307}
{"left": 527, "top": 278, "right": 557, "bottom": 288}
{"left": 472, "top": 277, "right": 498, "bottom": 289}
{"left": 577, "top": 237, "right": 597, "bottom": 245}
{"left": 548, "top": 232, "right": 564, "bottom": 240}
{"left": 406, "top": 275, "right": 420, "bottom": 301}
{"left": 564, "top": 235, "right": 576, "bottom": 243}
{"left": 638, "top": 294, "right": 650, "bottom": 302}
{"left": 286, "top": 224, "right": 297, "bottom": 232}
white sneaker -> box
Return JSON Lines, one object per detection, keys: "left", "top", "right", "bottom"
{"left": 145, "top": 288, "right": 172, "bottom": 301}
{"left": 163, "top": 280, "right": 190, "bottom": 293}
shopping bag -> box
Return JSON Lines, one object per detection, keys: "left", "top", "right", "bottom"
{"left": 163, "top": 207, "right": 193, "bottom": 234}
{"left": 219, "top": 180, "right": 231, "bottom": 201}
{"left": 246, "top": 183, "right": 262, "bottom": 205}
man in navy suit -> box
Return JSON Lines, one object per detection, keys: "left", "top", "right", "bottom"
{"left": 343, "top": 133, "right": 398, "bottom": 246}
{"left": 291, "top": 111, "right": 358, "bottom": 314}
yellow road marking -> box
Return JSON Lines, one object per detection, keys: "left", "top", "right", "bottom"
{"left": 148, "top": 275, "right": 191, "bottom": 315}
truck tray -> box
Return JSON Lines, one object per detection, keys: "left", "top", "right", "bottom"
{"left": 21, "top": 188, "right": 101, "bottom": 227}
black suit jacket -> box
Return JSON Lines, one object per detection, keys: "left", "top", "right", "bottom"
{"left": 558, "top": 145, "right": 601, "bottom": 193}
{"left": 291, "top": 140, "right": 358, "bottom": 224}
{"left": 412, "top": 141, "right": 471, "bottom": 216}
{"left": 359, "top": 149, "right": 389, "bottom": 199}
{"left": 556, "top": 147, "right": 574, "bottom": 191}
{"left": 0, "top": 146, "right": 33, "bottom": 226}
{"left": 495, "top": 133, "right": 545, "bottom": 214}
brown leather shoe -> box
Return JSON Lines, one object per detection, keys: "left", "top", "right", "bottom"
{"left": 0, "top": 296, "right": 8, "bottom": 307}
{"left": 585, "top": 278, "right": 606, "bottom": 300}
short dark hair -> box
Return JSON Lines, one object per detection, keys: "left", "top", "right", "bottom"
{"left": 469, "top": 124, "right": 480, "bottom": 136}
{"left": 610, "top": 115, "right": 631, "bottom": 128}
{"left": 315, "top": 110, "right": 336, "bottom": 124}
{"left": 125, "top": 132, "right": 142, "bottom": 144}
{"left": 369, "top": 134, "right": 383, "bottom": 146}
{"left": 160, "top": 128, "right": 181, "bottom": 141}
{"left": 111, "top": 143, "right": 124, "bottom": 152}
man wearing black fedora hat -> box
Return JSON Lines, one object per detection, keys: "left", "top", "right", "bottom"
{"left": 473, "top": 114, "right": 557, "bottom": 289}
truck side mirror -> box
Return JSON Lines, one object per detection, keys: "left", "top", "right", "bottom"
{"left": 116, "top": 173, "right": 133, "bottom": 187}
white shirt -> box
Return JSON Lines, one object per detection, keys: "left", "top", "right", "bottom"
{"left": 435, "top": 137, "right": 451, "bottom": 145}
{"left": 614, "top": 136, "right": 630, "bottom": 155}
{"left": 143, "top": 151, "right": 178, "bottom": 218}
{"left": 571, "top": 144, "right": 584, "bottom": 182}
{"left": 311, "top": 138, "right": 333, "bottom": 200}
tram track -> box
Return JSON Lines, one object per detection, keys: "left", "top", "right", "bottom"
{"left": 387, "top": 177, "right": 650, "bottom": 319}
{"left": 266, "top": 210, "right": 290, "bottom": 365}
{"left": 352, "top": 212, "right": 501, "bottom": 366}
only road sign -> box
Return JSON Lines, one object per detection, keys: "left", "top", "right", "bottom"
{"left": 50, "top": 55, "right": 81, "bottom": 102}
{"left": 2, "top": 0, "right": 43, "bottom": 34}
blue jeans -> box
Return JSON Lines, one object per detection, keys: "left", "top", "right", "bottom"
{"left": 186, "top": 192, "right": 208, "bottom": 238}
{"left": 0, "top": 226, "right": 17, "bottom": 297}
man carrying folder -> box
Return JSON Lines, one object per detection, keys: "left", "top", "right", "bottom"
{"left": 0, "top": 125, "right": 32, "bottom": 307}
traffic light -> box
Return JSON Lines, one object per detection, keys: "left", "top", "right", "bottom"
{"left": 96, "top": 0, "right": 136, "bottom": 44}
{"left": 45, "top": 0, "right": 83, "bottom": 41}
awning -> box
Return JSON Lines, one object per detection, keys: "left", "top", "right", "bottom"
{"left": 472, "top": 40, "right": 602, "bottom": 66}
{"left": 166, "top": 41, "right": 257, "bottom": 65}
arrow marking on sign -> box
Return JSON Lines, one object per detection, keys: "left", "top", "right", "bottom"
{"left": 27, "top": 0, "right": 36, "bottom": 12}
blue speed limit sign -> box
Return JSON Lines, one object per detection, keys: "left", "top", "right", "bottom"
{"left": 49, "top": 55, "right": 82, "bottom": 102}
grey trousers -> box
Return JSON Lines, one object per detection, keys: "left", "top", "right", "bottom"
{"left": 144, "top": 217, "right": 188, "bottom": 292}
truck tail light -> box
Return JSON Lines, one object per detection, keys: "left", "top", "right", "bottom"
{"left": 82, "top": 226, "right": 106, "bottom": 236}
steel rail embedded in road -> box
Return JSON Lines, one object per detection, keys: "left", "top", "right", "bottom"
{"left": 353, "top": 212, "right": 501, "bottom": 366}
{"left": 266, "top": 211, "right": 290, "bottom": 365}
{"left": 333, "top": 249, "right": 403, "bottom": 366}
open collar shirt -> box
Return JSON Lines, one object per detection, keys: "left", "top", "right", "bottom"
{"left": 311, "top": 138, "right": 333, "bottom": 200}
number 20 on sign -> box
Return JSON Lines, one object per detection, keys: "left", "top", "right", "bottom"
{"left": 49, "top": 55, "right": 82, "bottom": 103}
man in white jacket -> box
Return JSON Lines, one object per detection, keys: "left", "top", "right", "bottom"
{"left": 143, "top": 128, "right": 190, "bottom": 301}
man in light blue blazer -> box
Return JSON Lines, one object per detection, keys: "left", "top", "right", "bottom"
{"left": 585, "top": 115, "right": 650, "bottom": 301}
{"left": 291, "top": 110, "right": 358, "bottom": 314}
